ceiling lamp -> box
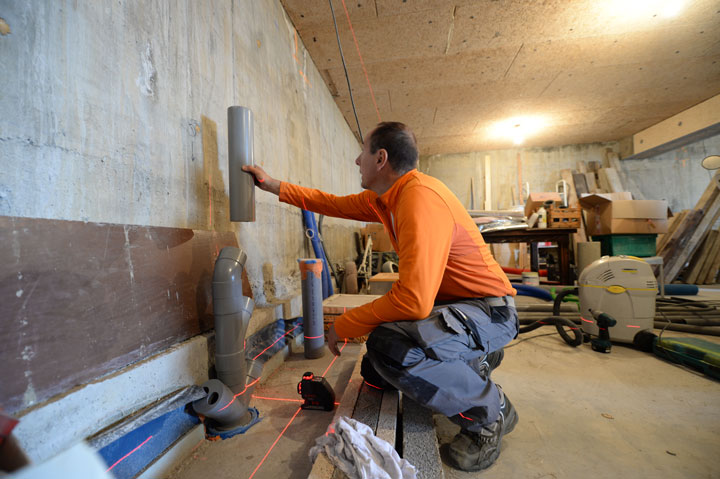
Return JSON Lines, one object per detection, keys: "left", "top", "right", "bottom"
{"left": 607, "top": 0, "right": 684, "bottom": 19}
{"left": 488, "top": 116, "right": 548, "bottom": 146}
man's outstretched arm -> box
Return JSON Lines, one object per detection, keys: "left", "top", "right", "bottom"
{"left": 243, "top": 164, "right": 281, "bottom": 195}
{"left": 243, "top": 164, "right": 378, "bottom": 222}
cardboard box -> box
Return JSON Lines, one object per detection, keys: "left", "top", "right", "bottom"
{"left": 579, "top": 193, "right": 668, "bottom": 235}
{"left": 361, "top": 223, "right": 394, "bottom": 252}
{"left": 524, "top": 192, "right": 562, "bottom": 218}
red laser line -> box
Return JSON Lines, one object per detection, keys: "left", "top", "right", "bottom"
{"left": 253, "top": 395, "right": 304, "bottom": 403}
{"left": 248, "top": 338, "right": 348, "bottom": 477}
{"left": 106, "top": 435, "right": 153, "bottom": 472}
{"left": 248, "top": 406, "right": 303, "bottom": 479}
{"left": 251, "top": 395, "right": 340, "bottom": 405}
{"left": 364, "top": 380, "right": 382, "bottom": 390}
{"left": 218, "top": 377, "right": 261, "bottom": 412}
{"left": 304, "top": 334, "right": 324, "bottom": 339}
{"left": 339, "top": 0, "right": 381, "bottom": 123}
{"left": 208, "top": 174, "right": 213, "bottom": 229}
{"left": 459, "top": 413, "right": 474, "bottom": 421}
{"left": 302, "top": 197, "right": 308, "bottom": 211}
{"left": 258, "top": 177, "right": 265, "bottom": 183}
{"left": 252, "top": 325, "right": 300, "bottom": 360}
{"left": 626, "top": 325, "right": 640, "bottom": 328}
{"left": 322, "top": 339, "right": 348, "bottom": 377}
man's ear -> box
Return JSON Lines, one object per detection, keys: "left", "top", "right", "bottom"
{"left": 376, "top": 148, "right": 389, "bottom": 170}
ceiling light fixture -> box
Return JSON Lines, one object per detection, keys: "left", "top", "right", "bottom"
{"left": 606, "top": 0, "right": 684, "bottom": 19}
{"left": 661, "top": 0, "right": 684, "bottom": 17}
{"left": 489, "top": 116, "right": 548, "bottom": 146}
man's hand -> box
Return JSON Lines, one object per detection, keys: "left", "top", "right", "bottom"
{"left": 326, "top": 323, "right": 341, "bottom": 356}
{"left": 242, "top": 165, "right": 281, "bottom": 196}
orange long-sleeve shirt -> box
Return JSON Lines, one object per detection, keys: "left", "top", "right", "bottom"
{"left": 279, "top": 169, "right": 516, "bottom": 338}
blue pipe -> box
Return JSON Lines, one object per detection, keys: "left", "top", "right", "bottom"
{"left": 511, "top": 283, "right": 553, "bottom": 302}
{"left": 302, "top": 209, "right": 334, "bottom": 298}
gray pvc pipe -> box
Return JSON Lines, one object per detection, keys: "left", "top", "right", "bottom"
{"left": 192, "top": 379, "right": 253, "bottom": 430}
{"left": 212, "top": 247, "right": 254, "bottom": 392}
{"left": 193, "top": 246, "right": 261, "bottom": 429}
{"left": 299, "top": 259, "right": 325, "bottom": 359}
{"left": 228, "top": 106, "right": 255, "bottom": 222}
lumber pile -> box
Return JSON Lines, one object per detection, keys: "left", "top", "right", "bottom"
{"left": 560, "top": 150, "right": 640, "bottom": 247}
{"left": 658, "top": 172, "right": 720, "bottom": 284}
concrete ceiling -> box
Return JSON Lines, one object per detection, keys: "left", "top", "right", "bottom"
{"left": 280, "top": 0, "right": 720, "bottom": 155}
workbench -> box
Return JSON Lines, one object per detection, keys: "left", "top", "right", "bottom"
{"left": 481, "top": 227, "right": 577, "bottom": 285}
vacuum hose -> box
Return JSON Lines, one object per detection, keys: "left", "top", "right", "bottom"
{"left": 518, "top": 287, "right": 583, "bottom": 347}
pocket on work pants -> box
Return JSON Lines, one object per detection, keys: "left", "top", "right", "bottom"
{"left": 395, "top": 307, "right": 481, "bottom": 362}
{"left": 446, "top": 300, "right": 519, "bottom": 354}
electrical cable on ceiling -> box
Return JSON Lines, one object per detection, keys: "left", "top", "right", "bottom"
{"left": 338, "top": 0, "right": 382, "bottom": 123}
{"left": 328, "top": 0, "right": 364, "bottom": 141}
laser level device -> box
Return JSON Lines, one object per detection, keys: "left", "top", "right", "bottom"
{"left": 297, "top": 372, "right": 335, "bottom": 411}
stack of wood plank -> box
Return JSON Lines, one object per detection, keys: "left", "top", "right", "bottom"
{"left": 683, "top": 229, "right": 720, "bottom": 284}
{"left": 560, "top": 150, "right": 643, "bottom": 248}
{"left": 658, "top": 172, "right": 720, "bottom": 284}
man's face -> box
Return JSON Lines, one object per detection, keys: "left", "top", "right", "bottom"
{"left": 355, "top": 131, "right": 379, "bottom": 190}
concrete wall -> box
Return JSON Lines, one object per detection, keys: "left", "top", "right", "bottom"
{"left": 420, "top": 134, "right": 718, "bottom": 214}
{"left": 0, "top": 0, "right": 362, "bottom": 307}
{"left": 420, "top": 142, "right": 621, "bottom": 210}
{"left": 621, "top": 133, "right": 720, "bottom": 213}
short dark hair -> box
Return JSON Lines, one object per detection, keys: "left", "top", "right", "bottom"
{"left": 369, "top": 122, "right": 418, "bottom": 174}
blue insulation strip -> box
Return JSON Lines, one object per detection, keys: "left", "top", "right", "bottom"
{"left": 100, "top": 406, "right": 199, "bottom": 478}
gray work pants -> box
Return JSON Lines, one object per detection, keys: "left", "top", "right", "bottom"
{"left": 364, "top": 296, "right": 518, "bottom": 432}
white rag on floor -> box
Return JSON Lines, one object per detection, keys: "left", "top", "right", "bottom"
{"left": 309, "top": 416, "right": 417, "bottom": 479}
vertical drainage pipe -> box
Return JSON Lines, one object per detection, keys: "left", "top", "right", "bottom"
{"left": 192, "top": 247, "right": 261, "bottom": 434}
{"left": 228, "top": 106, "right": 255, "bottom": 222}
{"left": 298, "top": 259, "right": 325, "bottom": 359}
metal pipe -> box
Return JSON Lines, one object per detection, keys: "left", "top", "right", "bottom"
{"left": 228, "top": 106, "right": 255, "bottom": 222}
{"left": 299, "top": 259, "right": 325, "bottom": 359}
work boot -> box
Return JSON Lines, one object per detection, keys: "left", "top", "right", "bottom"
{"left": 447, "top": 387, "right": 518, "bottom": 472}
{"left": 470, "top": 348, "right": 504, "bottom": 379}
{"left": 360, "top": 355, "right": 397, "bottom": 391}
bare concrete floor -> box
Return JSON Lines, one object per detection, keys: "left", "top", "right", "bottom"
{"left": 174, "top": 290, "right": 720, "bottom": 479}
{"left": 439, "top": 288, "right": 720, "bottom": 479}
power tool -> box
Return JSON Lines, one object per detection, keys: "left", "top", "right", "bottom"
{"left": 297, "top": 372, "right": 335, "bottom": 411}
{"left": 589, "top": 309, "right": 616, "bottom": 353}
